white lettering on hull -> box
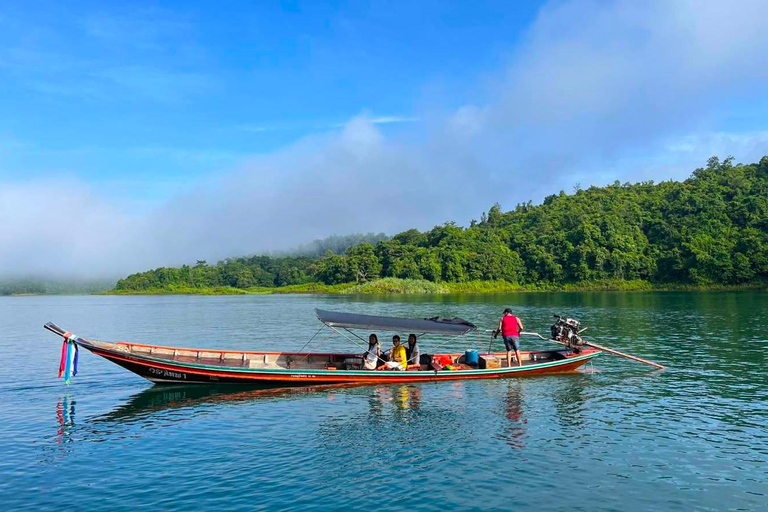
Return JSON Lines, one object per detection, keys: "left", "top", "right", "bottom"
{"left": 148, "top": 367, "right": 187, "bottom": 380}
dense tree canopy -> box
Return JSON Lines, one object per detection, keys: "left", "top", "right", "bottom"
{"left": 115, "top": 156, "right": 768, "bottom": 291}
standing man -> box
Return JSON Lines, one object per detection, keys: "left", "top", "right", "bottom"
{"left": 497, "top": 308, "right": 524, "bottom": 367}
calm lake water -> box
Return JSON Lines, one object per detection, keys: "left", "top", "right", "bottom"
{"left": 1, "top": 292, "right": 767, "bottom": 511}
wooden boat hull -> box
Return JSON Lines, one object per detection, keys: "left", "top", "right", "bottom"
{"left": 86, "top": 341, "right": 600, "bottom": 386}
{"left": 45, "top": 323, "right": 600, "bottom": 388}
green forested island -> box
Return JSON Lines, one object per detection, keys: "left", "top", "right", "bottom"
{"left": 110, "top": 156, "right": 768, "bottom": 294}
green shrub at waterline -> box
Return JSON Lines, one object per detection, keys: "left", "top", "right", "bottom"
{"left": 345, "top": 278, "right": 450, "bottom": 294}
{"left": 107, "top": 285, "right": 252, "bottom": 295}
{"left": 560, "top": 279, "right": 655, "bottom": 292}
{"left": 444, "top": 280, "right": 525, "bottom": 293}
{"left": 253, "top": 282, "right": 353, "bottom": 294}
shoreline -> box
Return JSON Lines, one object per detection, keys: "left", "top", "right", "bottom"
{"left": 102, "top": 278, "right": 768, "bottom": 296}
{"left": 7, "top": 278, "right": 766, "bottom": 297}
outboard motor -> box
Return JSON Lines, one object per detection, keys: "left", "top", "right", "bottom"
{"left": 550, "top": 314, "right": 585, "bottom": 351}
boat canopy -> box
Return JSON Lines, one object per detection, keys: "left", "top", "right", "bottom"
{"left": 315, "top": 309, "right": 477, "bottom": 336}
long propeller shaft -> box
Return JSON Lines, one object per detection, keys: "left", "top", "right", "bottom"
{"left": 521, "top": 331, "right": 665, "bottom": 370}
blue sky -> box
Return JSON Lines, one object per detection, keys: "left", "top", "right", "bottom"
{"left": 1, "top": 0, "right": 768, "bottom": 276}
{"left": 0, "top": 1, "right": 539, "bottom": 200}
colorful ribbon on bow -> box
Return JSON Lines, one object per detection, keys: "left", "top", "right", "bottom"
{"left": 58, "top": 332, "right": 79, "bottom": 384}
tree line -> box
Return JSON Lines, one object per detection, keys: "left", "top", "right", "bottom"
{"left": 115, "top": 156, "right": 768, "bottom": 291}
{"left": 0, "top": 278, "right": 115, "bottom": 296}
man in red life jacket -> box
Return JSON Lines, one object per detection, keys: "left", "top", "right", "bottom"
{"left": 496, "top": 308, "right": 524, "bottom": 367}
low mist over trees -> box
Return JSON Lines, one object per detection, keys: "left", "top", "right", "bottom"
{"left": 114, "top": 156, "right": 768, "bottom": 291}
{"left": 0, "top": 278, "right": 115, "bottom": 296}
{"left": 286, "top": 232, "right": 390, "bottom": 257}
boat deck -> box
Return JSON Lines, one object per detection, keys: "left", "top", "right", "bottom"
{"left": 103, "top": 339, "right": 572, "bottom": 372}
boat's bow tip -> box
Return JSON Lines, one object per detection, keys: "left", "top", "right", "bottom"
{"left": 44, "top": 322, "right": 66, "bottom": 337}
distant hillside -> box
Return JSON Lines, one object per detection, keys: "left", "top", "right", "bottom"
{"left": 0, "top": 277, "right": 114, "bottom": 296}
{"left": 115, "top": 156, "right": 768, "bottom": 292}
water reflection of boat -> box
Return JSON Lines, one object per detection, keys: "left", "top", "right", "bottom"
{"left": 44, "top": 310, "right": 600, "bottom": 388}
{"left": 373, "top": 384, "right": 423, "bottom": 412}
{"left": 95, "top": 384, "right": 352, "bottom": 423}
{"left": 56, "top": 395, "right": 75, "bottom": 443}
{"left": 551, "top": 373, "right": 592, "bottom": 430}
{"left": 501, "top": 382, "right": 527, "bottom": 449}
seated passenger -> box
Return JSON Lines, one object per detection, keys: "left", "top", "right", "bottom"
{"left": 379, "top": 335, "right": 407, "bottom": 370}
{"left": 362, "top": 334, "right": 381, "bottom": 370}
{"left": 405, "top": 333, "right": 420, "bottom": 369}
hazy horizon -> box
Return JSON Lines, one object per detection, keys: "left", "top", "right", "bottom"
{"left": 0, "top": 231, "right": 391, "bottom": 281}
{"left": 2, "top": 0, "right": 768, "bottom": 278}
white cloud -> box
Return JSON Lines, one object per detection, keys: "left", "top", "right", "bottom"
{"left": 81, "top": 11, "right": 193, "bottom": 49}
{"left": 236, "top": 115, "right": 418, "bottom": 134}
{"left": 94, "top": 66, "right": 213, "bottom": 103}
{"left": 237, "top": 125, "right": 281, "bottom": 133}
{"left": 0, "top": 9, "right": 210, "bottom": 104}
{"left": 369, "top": 116, "right": 420, "bottom": 125}
{"left": 0, "top": 179, "right": 150, "bottom": 278}
{"left": 487, "top": 0, "right": 768, "bottom": 162}
{"left": 667, "top": 131, "right": 768, "bottom": 158}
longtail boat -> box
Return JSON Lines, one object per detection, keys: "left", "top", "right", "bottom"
{"left": 45, "top": 309, "right": 602, "bottom": 387}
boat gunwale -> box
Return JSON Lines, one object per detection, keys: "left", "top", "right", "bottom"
{"left": 103, "top": 339, "right": 583, "bottom": 359}
{"left": 89, "top": 342, "right": 601, "bottom": 377}
{"left": 112, "top": 340, "right": 360, "bottom": 357}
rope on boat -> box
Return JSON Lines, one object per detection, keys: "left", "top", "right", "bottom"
{"left": 297, "top": 325, "right": 326, "bottom": 354}
{"left": 342, "top": 327, "right": 370, "bottom": 344}
{"left": 344, "top": 327, "right": 391, "bottom": 365}
{"left": 326, "top": 325, "right": 389, "bottom": 366}
{"left": 428, "top": 330, "right": 484, "bottom": 355}
{"left": 297, "top": 332, "right": 336, "bottom": 362}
